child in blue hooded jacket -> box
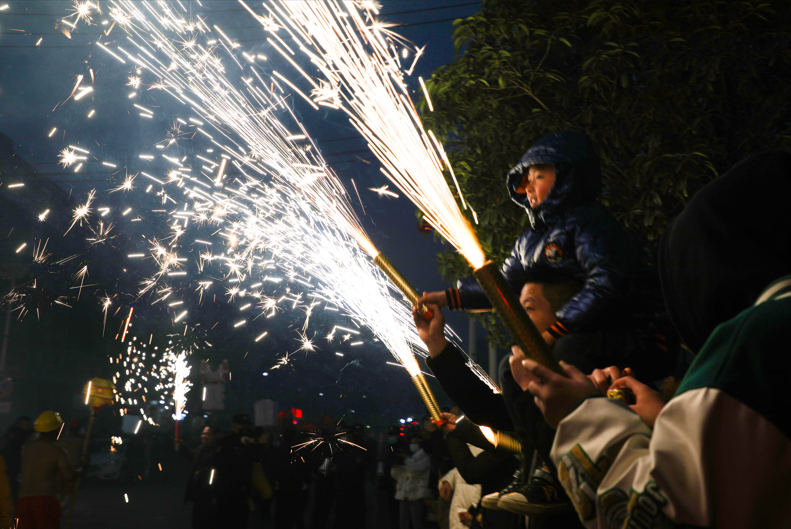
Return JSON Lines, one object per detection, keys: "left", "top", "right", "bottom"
{"left": 420, "top": 130, "right": 639, "bottom": 347}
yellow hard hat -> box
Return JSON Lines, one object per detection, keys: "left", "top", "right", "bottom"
{"left": 34, "top": 411, "right": 64, "bottom": 433}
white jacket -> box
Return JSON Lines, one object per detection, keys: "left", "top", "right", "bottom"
{"left": 550, "top": 281, "right": 791, "bottom": 528}
{"left": 439, "top": 455, "right": 482, "bottom": 529}
{"left": 391, "top": 448, "right": 431, "bottom": 501}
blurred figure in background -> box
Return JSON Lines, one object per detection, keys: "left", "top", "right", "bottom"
{"left": 176, "top": 425, "right": 220, "bottom": 529}
{"left": 332, "top": 428, "right": 367, "bottom": 529}
{"left": 214, "top": 413, "right": 255, "bottom": 529}
{"left": 273, "top": 428, "right": 309, "bottom": 529}
{"left": 17, "top": 411, "right": 79, "bottom": 529}
{"left": 0, "top": 415, "right": 31, "bottom": 503}
{"left": 391, "top": 435, "right": 431, "bottom": 529}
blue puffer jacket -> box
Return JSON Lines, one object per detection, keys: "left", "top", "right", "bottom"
{"left": 451, "top": 131, "right": 638, "bottom": 337}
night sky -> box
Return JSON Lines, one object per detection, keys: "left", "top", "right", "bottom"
{"left": 0, "top": 1, "right": 491, "bottom": 432}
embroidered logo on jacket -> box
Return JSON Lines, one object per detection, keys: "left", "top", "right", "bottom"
{"left": 544, "top": 242, "right": 563, "bottom": 264}
{"left": 599, "top": 481, "right": 672, "bottom": 529}
{"left": 557, "top": 444, "right": 610, "bottom": 521}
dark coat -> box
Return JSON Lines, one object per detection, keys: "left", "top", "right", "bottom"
{"left": 178, "top": 443, "right": 219, "bottom": 503}
{"left": 457, "top": 131, "right": 639, "bottom": 333}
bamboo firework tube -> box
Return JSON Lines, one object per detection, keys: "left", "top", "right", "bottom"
{"left": 373, "top": 253, "right": 434, "bottom": 321}
{"left": 472, "top": 261, "right": 563, "bottom": 374}
{"left": 411, "top": 374, "right": 443, "bottom": 424}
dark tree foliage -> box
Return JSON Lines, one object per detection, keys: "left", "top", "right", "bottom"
{"left": 420, "top": 0, "right": 791, "bottom": 292}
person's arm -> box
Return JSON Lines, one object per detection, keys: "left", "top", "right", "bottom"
{"left": 56, "top": 446, "right": 79, "bottom": 482}
{"left": 439, "top": 467, "right": 458, "bottom": 491}
{"left": 446, "top": 434, "right": 515, "bottom": 486}
{"left": 425, "top": 344, "right": 514, "bottom": 431}
{"left": 412, "top": 305, "right": 514, "bottom": 431}
{"left": 550, "top": 212, "right": 638, "bottom": 337}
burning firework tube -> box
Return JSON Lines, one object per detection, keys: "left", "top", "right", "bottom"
{"left": 472, "top": 261, "right": 563, "bottom": 374}
{"left": 480, "top": 426, "right": 523, "bottom": 454}
{"left": 175, "top": 421, "right": 181, "bottom": 442}
{"left": 373, "top": 253, "right": 434, "bottom": 321}
{"left": 410, "top": 374, "right": 445, "bottom": 425}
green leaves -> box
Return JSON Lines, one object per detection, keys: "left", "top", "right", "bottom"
{"left": 416, "top": 0, "right": 791, "bottom": 339}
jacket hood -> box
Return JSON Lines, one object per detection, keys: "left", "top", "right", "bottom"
{"left": 507, "top": 131, "right": 602, "bottom": 227}
{"left": 658, "top": 151, "right": 791, "bottom": 353}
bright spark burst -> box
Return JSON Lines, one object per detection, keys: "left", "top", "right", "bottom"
{"left": 368, "top": 185, "right": 398, "bottom": 199}
{"left": 58, "top": 148, "right": 80, "bottom": 168}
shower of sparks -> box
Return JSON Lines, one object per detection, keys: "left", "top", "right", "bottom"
{"left": 169, "top": 352, "right": 192, "bottom": 421}
{"left": 253, "top": 1, "right": 486, "bottom": 268}
{"left": 6, "top": 0, "right": 501, "bottom": 410}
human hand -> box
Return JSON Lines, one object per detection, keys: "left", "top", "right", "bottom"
{"left": 417, "top": 291, "right": 448, "bottom": 309}
{"left": 439, "top": 412, "right": 459, "bottom": 433}
{"left": 587, "top": 366, "right": 634, "bottom": 394}
{"left": 439, "top": 480, "right": 452, "bottom": 501}
{"left": 459, "top": 512, "right": 473, "bottom": 527}
{"left": 412, "top": 302, "right": 448, "bottom": 358}
{"left": 509, "top": 345, "right": 534, "bottom": 391}
{"left": 522, "top": 359, "right": 599, "bottom": 429}
{"left": 423, "top": 418, "right": 437, "bottom": 433}
{"left": 608, "top": 376, "right": 666, "bottom": 428}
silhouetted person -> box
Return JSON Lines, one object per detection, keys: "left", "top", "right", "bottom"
{"left": 214, "top": 414, "right": 255, "bottom": 529}
{"left": 177, "top": 426, "right": 220, "bottom": 529}
{"left": 17, "top": 412, "right": 79, "bottom": 529}
{"left": 0, "top": 415, "right": 31, "bottom": 503}
{"left": 332, "top": 431, "right": 367, "bottom": 529}
{"left": 273, "top": 428, "right": 309, "bottom": 529}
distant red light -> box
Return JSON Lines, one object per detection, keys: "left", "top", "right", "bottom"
{"left": 293, "top": 419, "right": 297, "bottom": 425}
{"left": 292, "top": 408, "right": 303, "bottom": 418}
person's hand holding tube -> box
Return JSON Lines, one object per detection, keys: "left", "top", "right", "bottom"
{"left": 412, "top": 301, "right": 448, "bottom": 358}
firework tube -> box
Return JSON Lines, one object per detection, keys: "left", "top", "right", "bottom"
{"left": 175, "top": 420, "right": 181, "bottom": 442}
{"left": 472, "top": 261, "right": 563, "bottom": 375}
{"left": 373, "top": 253, "right": 434, "bottom": 321}
{"left": 410, "top": 374, "right": 445, "bottom": 425}
{"left": 479, "top": 426, "right": 522, "bottom": 454}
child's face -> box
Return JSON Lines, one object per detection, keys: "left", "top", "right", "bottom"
{"left": 520, "top": 283, "right": 556, "bottom": 334}
{"left": 516, "top": 166, "right": 556, "bottom": 208}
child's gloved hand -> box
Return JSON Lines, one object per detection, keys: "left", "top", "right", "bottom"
{"left": 412, "top": 302, "right": 448, "bottom": 357}
{"left": 521, "top": 358, "right": 599, "bottom": 429}
{"left": 608, "top": 376, "right": 666, "bottom": 428}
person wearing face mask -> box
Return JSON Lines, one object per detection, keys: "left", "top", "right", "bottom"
{"left": 391, "top": 436, "right": 431, "bottom": 529}
{"left": 380, "top": 425, "right": 409, "bottom": 529}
